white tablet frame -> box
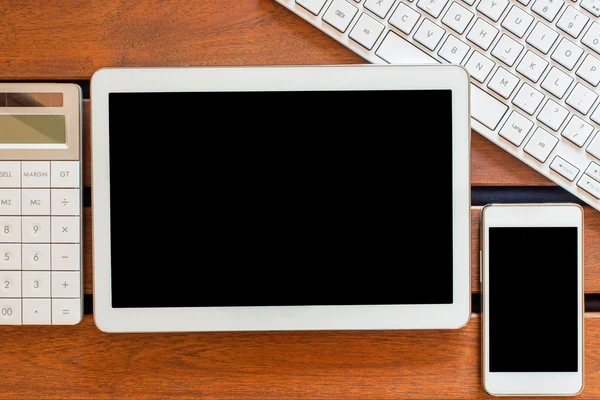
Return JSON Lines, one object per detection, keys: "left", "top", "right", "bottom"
{"left": 481, "top": 203, "right": 584, "bottom": 396}
{"left": 91, "top": 64, "right": 471, "bottom": 333}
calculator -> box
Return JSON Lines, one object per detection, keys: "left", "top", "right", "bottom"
{"left": 0, "top": 83, "right": 83, "bottom": 325}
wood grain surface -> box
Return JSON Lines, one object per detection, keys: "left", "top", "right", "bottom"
{"left": 3, "top": 1, "right": 600, "bottom": 399}
{"left": 1, "top": 314, "right": 599, "bottom": 400}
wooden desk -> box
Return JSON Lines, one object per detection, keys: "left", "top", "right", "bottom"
{"left": 2, "top": 1, "right": 600, "bottom": 398}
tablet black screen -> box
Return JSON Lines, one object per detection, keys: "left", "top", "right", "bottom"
{"left": 108, "top": 90, "right": 454, "bottom": 308}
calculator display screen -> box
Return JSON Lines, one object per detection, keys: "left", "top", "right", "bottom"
{"left": 0, "top": 115, "right": 66, "bottom": 144}
{"left": 108, "top": 90, "right": 455, "bottom": 308}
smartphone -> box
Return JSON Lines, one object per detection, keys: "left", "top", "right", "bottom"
{"left": 481, "top": 203, "right": 584, "bottom": 396}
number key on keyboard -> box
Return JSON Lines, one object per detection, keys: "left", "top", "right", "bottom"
{"left": 582, "top": 22, "right": 600, "bottom": 55}
{"left": 531, "top": 0, "right": 565, "bottom": 22}
{"left": 556, "top": 6, "right": 589, "bottom": 38}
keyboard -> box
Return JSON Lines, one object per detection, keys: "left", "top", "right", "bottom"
{"left": 274, "top": 0, "right": 600, "bottom": 211}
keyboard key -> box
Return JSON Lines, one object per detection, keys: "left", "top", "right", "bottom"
{"left": 467, "top": 18, "right": 499, "bottom": 50}
{"left": 537, "top": 98, "right": 569, "bottom": 130}
{"left": 51, "top": 244, "right": 81, "bottom": 271}
{"left": 296, "top": 0, "right": 328, "bottom": 15}
{"left": 438, "top": 35, "right": 470, "bottom": 63}
{"left": 465, "top": 51, "right": 495, "bottom": 83}
{"left": 565, "top": 82, "right": 598, "bottom": 114}
{"left": 516, "top": 50, "right": 549, "bottom": 82}
{"left": 22, "top": 216, "right": 50, "bottom": 243}
{"left": 501, "top": 5, "right": 534, "bottom": 38}
{"left": 51, "top": 216, "right": 80, "bottom": 243}
{"left": 488, "top": 67, "right": 520, "bottom": 98}
{"left": 524, "top": 126, "right": 559, "bottom": 162}
{"left": 413, "top": 19, "right": 445, "bottom": 50}
{"left": 556, "top": 6, "right": 589, "bottom": 38}
{"left": 322, "top": 0, "right": 358, "bottom": 33}
{"left": 576, "top": 54, "right": 600, "bottom": 86}
{"left": 376, "top": 31, "right": 440, "bottom": 63}
{"left": 513, "top": 83, "right": 545, "bottom": 115}
{"left": 22, "top": 243, "right": 50, "bottom": 270}
{"left": 349, "top": 13, "right": 386, "bottom": 49}
{"left": 541, "top": 66, "right": 574, "bottom": 98}
{"left": 550, "top": 156, "right": 580, "bottom": 181}
{"left": 551, "top": 38, "right": 584, "bottom": 70}
{"left": 52, "top": 271, "right": 80, "bottom": 298}
{"left": 491, "top": 34, "right": 524, "bottom": 66}
{"left": 531, "top": 0, "right": 565, "bottom": 22}
{"left": 592, "top": 104, "right": 600, "bottom": 124}
{"left": 499, "top": 111, "right": 534, "bottom": 146}
{"left": 21, "top": 162, "right": 50, "bottom": 188}
{"left": 513, "top": 83, "right": 545, "bottom": 114}
{"left": 50, "top": 161, "right": 80, "bottom": 189}
{"left": 417, "top": 0, "right": 449, "bottom": 18}
{"left": 476, "top": 0, "right": 509, "bottom": 21}
{"left": 581, "top": 0, "right": 600, "bottom": 16}
{"left": 562, "top": 115, "right": 594, "bottom": 146}
{"left": 389, "top": 2, "right": 421, "bottom": 34}
{"left": 364, "top": 0, "right": 396, "bottom": 17}
{"left": 577, "top": 174, "right": 600, "bottom": 198}
{"left": 471, "top": 83, "right": 508, "bottom": 130}
{"left": 586, "top": 131, "right": 600, "bottom": 160}
{"left": 526, "top": 21, "right": 559, "bottom": 54}
{"left": 585, "top": 161, "right": 600, "bottom": 182}
{"left": 441, "top": 2, "right": 473, "bottom": 34}
{"left": 582, "top": 22, "right": 600, "bottom": 55}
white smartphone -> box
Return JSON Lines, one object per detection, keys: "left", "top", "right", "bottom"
{"left": 481, "top": 203, "right": 584, "bottom": 397}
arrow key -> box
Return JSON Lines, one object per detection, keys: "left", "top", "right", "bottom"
{"left": 550, "top": 156, "right": 580, "bottom": 181}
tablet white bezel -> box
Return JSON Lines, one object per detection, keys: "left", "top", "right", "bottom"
{"left": 91, "top": 64, "right": 471, "bottom": 332}
{"left": 481, "top": 203, "right": 584, "bottom": 396}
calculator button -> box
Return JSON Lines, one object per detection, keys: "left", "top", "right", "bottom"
{"left": 0, "top": 189, "right": 21, "bottom": 215}
{"left": 22, "top": 216, "right": 50, "bottom": 243}
{"left": 51, "top": 216, "right": 80, "bottom": 243}
{"left": 50, "top": 189, "right": 80, "bottom": 216}
{"left": 0, "top": 244, "right": 21, "bottom": 270}
{"left": 21, "top": 189, "right": 50, "bottom": 215}
{"left": 0, "top": 162, "right": 21, "bottom": 188}
{"left": 51, "top": 271, "right": 80, "bottom": 298}
{"left": 0, "top": 271, "right": 21, "bottom": 297}
{"left": 22, "top": 298, "right": 51, "bottom": 325}
{"left": 51, "top": 244, "right": 80, "bottom": 271}
{"left": 0, "top": 299, "right": 21, "bottom": 324}
{"left": 50, "top": 161, "right": 80, "bottom": 188}
{"left": 21, "top": 162, "right": 50, "bottom": 188}
{"left": 22, "top": 244, "right": 50, "bottom": 270}
{"left": 0, "top": 217, "right": 21, "bottom": 243}
{"left": 52, "top": 298, "right": 81, "bottom": 325}
{"left": 22, "top": 271, "right": 51, "bottom": 297}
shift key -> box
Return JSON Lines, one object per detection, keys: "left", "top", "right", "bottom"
{"left": 471, "top": 84, "right": 508, "bottom": 130}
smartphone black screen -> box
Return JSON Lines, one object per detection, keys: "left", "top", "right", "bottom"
{"left": 489, "top": 226, "right": 579, "bottom": 372}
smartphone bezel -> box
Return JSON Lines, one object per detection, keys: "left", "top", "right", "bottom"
{"left": 481, "top": 203, "right": 584, "bottom": 397}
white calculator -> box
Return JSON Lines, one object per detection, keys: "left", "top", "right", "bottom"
{"left": 0, "top": 83, "right": 83, "bottom": 325}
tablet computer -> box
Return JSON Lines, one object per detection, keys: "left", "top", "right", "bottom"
{"left": 91, "top": 64, "right": 471, "bottom": 333}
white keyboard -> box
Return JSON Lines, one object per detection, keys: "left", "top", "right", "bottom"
{"left": 274, "top": 0, "right": 600, "bottom": 211}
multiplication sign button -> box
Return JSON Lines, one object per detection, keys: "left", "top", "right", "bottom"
{"left": 51, "top": 216, "right": 80, "bottom": 243}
